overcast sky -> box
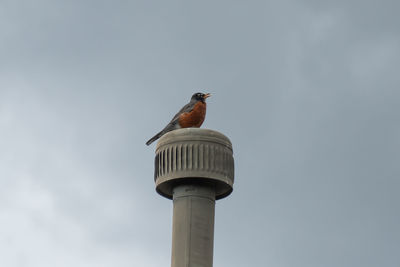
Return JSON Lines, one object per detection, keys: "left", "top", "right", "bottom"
{"left": 1, "top": 0, "right": 399, "bottom": 266}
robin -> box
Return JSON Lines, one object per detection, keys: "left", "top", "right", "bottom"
{"left": 146, "top": 92, "right": 211, "bottom": 145}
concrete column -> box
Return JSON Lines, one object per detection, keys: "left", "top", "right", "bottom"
{"left": 171, "top": 184, "right": 215, "bottom": 267}
{"left": 153, "top": 128, "right": 234, "bottom": 267}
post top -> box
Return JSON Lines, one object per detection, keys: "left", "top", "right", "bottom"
{"left": 154, "top": 128, "right": 235, "bottom": 200}
{"left": 156, "top": 128, "right": 232, "bottom": 151}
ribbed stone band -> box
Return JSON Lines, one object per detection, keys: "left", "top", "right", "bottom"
{"left": 154, "top": 128, "right": 234, "bottom": 200}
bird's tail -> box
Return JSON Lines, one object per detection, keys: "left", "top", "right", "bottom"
{"left": 146, "top": 130, "right": 163, "bottom": 146}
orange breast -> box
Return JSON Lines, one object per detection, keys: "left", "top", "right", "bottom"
{"left": 178, "top": 101, "right": 207, "bottom": 128}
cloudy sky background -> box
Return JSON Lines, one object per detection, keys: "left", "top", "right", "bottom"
{"left": 1, "top": 0, "right": 399, "bottom": 266}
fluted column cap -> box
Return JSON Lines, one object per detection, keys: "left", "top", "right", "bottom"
{"left": 154, "top": 128, "right": 234, "bottom": 200}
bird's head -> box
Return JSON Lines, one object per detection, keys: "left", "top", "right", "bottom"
{"left": 191, "top": 92, "right": 211, "bottom": 102}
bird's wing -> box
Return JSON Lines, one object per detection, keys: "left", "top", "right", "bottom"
{"left": 169, "top": 101, "right": 196, "bottom": 123}
{"left": 156, "top": 101, "right": 196, "bottom": 136}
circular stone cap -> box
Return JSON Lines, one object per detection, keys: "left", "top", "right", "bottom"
{"left": 154, "top": 128, "right": 234, "bottom": 200}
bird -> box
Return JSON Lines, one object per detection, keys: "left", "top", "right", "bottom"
{"left": 146, "top": 92, "right": 211, "bottom": 145}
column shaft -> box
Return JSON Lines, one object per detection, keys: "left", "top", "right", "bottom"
{"left": 171, "top": 184, "right": 216, "bottom": 267}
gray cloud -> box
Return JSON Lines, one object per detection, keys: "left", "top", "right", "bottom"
{"left": 1, "top": 0, "right": 399, "bottom": 266}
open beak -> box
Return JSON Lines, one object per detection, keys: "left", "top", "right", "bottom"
{"left": 204, "top": 93, "right": 211, "bottom": 99}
